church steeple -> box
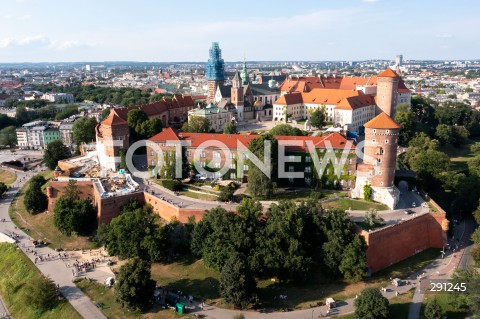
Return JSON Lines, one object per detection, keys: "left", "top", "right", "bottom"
{"left": 240, "top": 57, "right": 249, "bottom": 85}
{"left": 206, "top": 42, "right": 225, "bottom": 102}
{"left": 232, "top": 70, "right": 241, "bottom": 88}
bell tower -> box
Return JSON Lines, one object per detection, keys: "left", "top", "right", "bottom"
{"left": 206, "top": 42, "right": 225, "bottom": 103}
{"left": 376, "top": 67, "right": 399, "bottom": 117}
{"left": 231, "top": 70, "right": 244, "bottom": 121}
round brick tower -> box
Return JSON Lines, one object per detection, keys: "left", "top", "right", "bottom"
{"left": 363, "top": 112, "right": 400, "bottom": 188}
{"left": 376, "top": 67, "right": 399, "bottom": 117}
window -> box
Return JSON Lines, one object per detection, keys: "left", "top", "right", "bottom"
{"left": 379, "top": 171, "right": 382, "bottom": 175}
{"left": 348, "top": 170, "right": 352, "bottom": 176}
{"left": 230, "top": 163, "right": 236, "bottom": 169}
{"left": 185, "top": 151, "right": 190, "bottom": 157}
{"left": 200, "top": 152, "right": 206, "bottom": 158}
{"left": 243, "top": 153, "right": 249, "bottom": 159}
{"left": 243, "top": 164, "right": 248, "bottom": 171}
{"left": 230, "top": 173, "right": 236, "bottom": 179}
{"left": 214, "top": 162, "right": 220, "bottom": 168}
{"left": 386, "top": 130, "right": 390, "bottom": 134}
{"left": 229, "top": 152, "right": 235, "bottom": 159}
{"left": 288, "top": 177, "right": 294, "bottom": 183}
{"left": 372, "top": 139, "right": 376, "bottom": 143}
{"left": 305, "top": 156, "right": 311, "bottom": 162}
{"left": 213, "top": 152, "right": 220, "bottom": 158}
{"left": 305, "top": 177, "right": 311, "bottom": 185}
{"left": 150, "top": 160, "right": 154, "bottom": 166}
{"left": 201, "top": 161, "right": 206, "bottom": 167}
{"left": 373, "top": 129, "right": 376, "bottom": 133}
{"left": 289, "top": 166, "right": 294, "bottom": 172}
{"left": 380, "top": 148, "right": 384, "bottom": 155}
{"left": 377, "top": 158, "right": 382, "bottom": 163}
{"left": 305, "top": 166, "right": 311, "bottom": 173}
{"left": 385, "top": 140, "right": 389, "bottom": 144}
{"left": 289, "top": 155, "right": 295, "bottom": 161}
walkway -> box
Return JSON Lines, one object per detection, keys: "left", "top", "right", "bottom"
{"left": 0, "top": 295, "right": 10, "bottom": 319}
{"left": 0, "top": 166, "right": 106, "bottom": 319}
{"left": 407, "top": 218, "right": 473, "bottom": 319}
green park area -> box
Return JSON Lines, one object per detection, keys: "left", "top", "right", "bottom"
{"left": 0, "top": 243, "right": 82, "bottom": 319}
{"left": 9, "top": 169, "right": 97, "bottom": 250}
{"left": 0, "top": 168, "right": 16, "bottom": 186}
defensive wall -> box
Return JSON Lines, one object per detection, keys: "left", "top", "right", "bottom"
{"left": 359, "top": 208, "right": 448, "bottom": 273}
{"left": 48, "top": 179, "right": 208, "bottom": 225}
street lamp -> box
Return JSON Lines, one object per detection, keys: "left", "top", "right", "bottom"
{"left": 312, "top": 309, "right": 314, "bottom": 319}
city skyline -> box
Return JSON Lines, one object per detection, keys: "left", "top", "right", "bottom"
{"left": 0, "top": 0, "right": 479, "bottom": 62}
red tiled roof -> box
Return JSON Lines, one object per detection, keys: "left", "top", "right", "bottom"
{"left": 149, "top": 129, "right": 354, "bottom": 152}
{"left": 279, "top": 75, "right": 379, "bottom": 93}
{"left": 378, "top": 67, "right": 398, "bottom": 78}
{"left": 113, "top": 96, "right": 195, "bottom": 120}
{"left": 101, "top": 112, "right": 128, "bottom": 126}
{"left": 276, "top": 89, "right": 374, "bottom": 110}
{"left": 364, "top": 112, "right": 400, "bottom": 129}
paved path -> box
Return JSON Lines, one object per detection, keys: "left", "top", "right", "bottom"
{"left": 0, "top": 295, "right": 10, "bottom": 319}
{"left": 407, "top": 218, "right": 473, "bottom": 319}
{"left": 0, "top": 166, "right": 106, "bottom": 319}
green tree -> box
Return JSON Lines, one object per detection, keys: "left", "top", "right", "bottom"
{"left": 27, "top": 275, "right": 58, "bottom": 312}
{"left": 394, "top": 111, "right": 415, "bottom": 145}
{"left": 139, "top": 118, "right": 163, "bottom": 138}
{"left": 43, "top": 140, "right": 71, "bottom": 170}
{"left": 115, "top": 258, "right": 156, "bottom": 311}
{"left": 127, "top": 109, "right": 149, "bottom": 139}
{"left": 223, "top": 122, "right": 238, "bottom": 134}
{"left": 471, "top": 142, "right": 480, "bottom": 155}
{"left": 363, "top": 184, "right": 372, "bottom": 201}
{"left": 53, "top": 196, "right": 96, "bottom": 236}
{"left": 246, "top": 133, "right": 278, "bottom": 199}
{"left": 322, "top": 209, "right": 356, "bottom": 276}
{"left": 55, "top": 104, "right": 79, "bottom": 120}
{"left": 339, "top": 235, "right": 368, "bottom": 282}
{"left": 24, "top": 176, "right": 48, "bottom": 214}
{"left": 218, "top": 186, "right": 235, "bottom": 202}
{"left": 354, "top": 287, "right": 389, "bottom": 319}
{"left": 98, "top": 201, "right": 168, "bottom": 261}
{"left": 452, "top": 125, "right": 470, "bottom": 146}
{"left": 270, "top": 123, "right": 308, "bottom": 136}
{"left": 474, "top": 201, "right": 480, "bottom": 224}
{"left": 182, "top": 116, "right": 211, "bottom": 133}
{"left": 435, "top": 124, "right": 454, "bottom": 145}
{"left": 0, "top": 182, "right": 7, "bottom": 196}
{"left": 253, "top": 200, "right": 323, "bottom": 278}
{"left": 451, "top": 267, "right": 480, "bottom": 317}
{"left": 101, "top": 108, "right": 111, "bottom": 120}
{"left": 468, "top": 155, "right": 480, "bottom": 177}
{"left": 310, "top": 107, "right": 327, "bottom": 129}
{"left": 0, "top": 125, "right": 17, "bottom": 147}
{"left": 72, "top": 117, "right": 98, "bottom": 145}
{"left": 219, "top": 252, "right": 257, "bottom": 309}
{"left": 364, "top": 209, "right": 384, "bottom": 227}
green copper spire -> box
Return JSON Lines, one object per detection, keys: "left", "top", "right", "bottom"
{"left": 240, "top": 56, "right": 249, "bottom": 85}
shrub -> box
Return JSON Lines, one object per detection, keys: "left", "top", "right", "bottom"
{"left": 161, "top": 179, "right": 182, "bottom": 191}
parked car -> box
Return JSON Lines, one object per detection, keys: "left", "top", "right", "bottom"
{"left": 404, "top": 209, "right": 415, "bottom": 215}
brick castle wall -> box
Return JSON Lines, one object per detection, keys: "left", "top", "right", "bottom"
{"left": 359, "top": 211, "right": 446, "bottom": 272}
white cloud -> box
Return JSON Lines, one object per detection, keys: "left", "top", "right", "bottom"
{"left": 17, "top": 14, "right": 31, "bottom": 21}
{"left": 436, "top": 33, "right": 453, "bottom": 38}
{"left": 0, "top": 35, "right": 94, "bottom": 51}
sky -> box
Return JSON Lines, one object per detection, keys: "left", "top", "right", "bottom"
{"left": 0, "top": 0, "right": 479, "bottom": 62}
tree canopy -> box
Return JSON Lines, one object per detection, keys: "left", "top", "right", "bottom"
{"left": 24, "top": 175, "right": 48, "bottom": 214}
{"left": 43, "top": 140, "right": 71, "bottom": 170}
{"left": 310, "top": 107, "right": 327, "bottom": 129}
{"left": 72, "top": 117, "right": 98, "bottom": 145}
{"left": 115, "top": 258, "right": 156, "bottom": 311}
{"left": 223, "top": 122, "right": 238, "bottom": 134}
{"left": 269, "top": 124, "right": 308, "bottom": 136}
{"left": 354, "top": 287, "right": 389, "bottom": 319}
{"left": 246, "top": 133, "right": 278, "bottom": 199}
{"left": 182, "top": 116, "right": 211, "bottom": 133}
{"left": 97, "top": 200, "right": 168, "bottom": 262}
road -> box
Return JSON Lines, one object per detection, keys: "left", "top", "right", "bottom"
{"left": 0, "top": 165, "right": 106, "bottom": 319}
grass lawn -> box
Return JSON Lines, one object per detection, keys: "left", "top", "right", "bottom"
{"left": 0, "top": 168, "right": 16, "bottom": 186}
{"left": 270, "top": 189, "right": 320, "bottom": 201}
{"left": 421, "top": 292, "right": 468, "bottom": 319}
{"left": 0, "top": 243, "right": 82, "bottom": 319}
{"left": 76, "top": 278, "right": 197, "bottom": 319}
{"left": 144, "top": 248, "right": 439, "bottom": 312}
{"left": 324, "top": 198, "right": 389, "bottom": 211}
{"left": 179, "top": 189, "right": 218, "bottom": 201}
{"left": 441, "top": 137, "right": 480, "bottom": 172}
{"left": 9, "top": 170, "right": 97, "bottom": 250}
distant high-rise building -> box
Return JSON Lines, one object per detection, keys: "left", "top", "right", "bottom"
{"left": 86, "top": 64, "right": 91, "bottom": 72}
{"left": 394, "top": 55, "right": 403, "bottom": 70}
{"left": 206, "top": 42, "right": 225, "bottom": 102}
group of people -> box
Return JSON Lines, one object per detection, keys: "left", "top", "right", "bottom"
{"left": 70, "top": 259, "right": 99, "bottom": 277}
